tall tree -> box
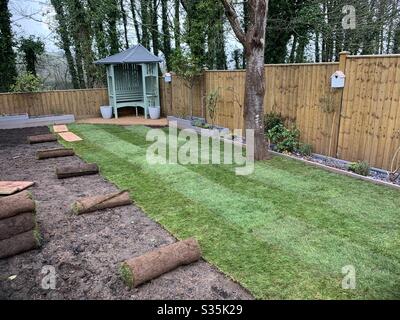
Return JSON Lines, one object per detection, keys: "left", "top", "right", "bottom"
{"left": 161, "top": 0, "right": 172, "bottom": 69}
{"left": 66, "top": 0, "right": 97, "bottom": 87}
{"left": 150, "top": 0, "right": 159, "bottom": 55}
{"left": 19, "top": 36, "right": 45, "bottom": 76}
{"left": 130, "top": 0, "right": 141, "bottom": 43}
{"left": 174, "top": 0, "right": 181, "bottom": 48}
{"left": 120, "top": 0, "right": 130, "bottom": 48}
{"left": 0, "top": 0, "right": 17, "bottom": 92}
{"left": 141, "top": 0, "right": 151, "bottom": 48}
{"left": 181, "top": 0, "right": 207, "bottom": 64}
{"left": 264, "top": 0, "right": 293, "bottom": 63}
{"left": 221, "top": 0, "right": 270, "bottom": 160}
{"left": 51, "top": 0, "right": 79, "bottom": 88}
{"left": 106, "top": 0, "right": 120, "bottom": 54}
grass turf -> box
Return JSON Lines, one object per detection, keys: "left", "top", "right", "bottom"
{"left": 61, "top": 124, "right": 400, "bottom": 299}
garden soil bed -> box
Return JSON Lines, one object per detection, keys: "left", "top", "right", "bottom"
{"left": 0, "top": 127, "right": 252, "bottom": 300}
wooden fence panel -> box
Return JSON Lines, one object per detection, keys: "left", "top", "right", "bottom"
{"left": 338, "top": 55, "right": 400, "bottom": 170}
{"left": 203, "top": 64, "right": 340, "bottom": 156}
{"left": 0, "top": 89, "right": 109, "bottom": 118}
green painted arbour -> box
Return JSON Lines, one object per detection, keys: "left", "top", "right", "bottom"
{"left": 95, "top": 44, "right": 163, "bottom": 119}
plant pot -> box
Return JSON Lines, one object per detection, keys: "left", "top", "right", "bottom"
{"left": 100, "top": 106, "right": 113, "bottom": 119}
{"left": 149, "top": 106, "right": 160, "bottom": 120}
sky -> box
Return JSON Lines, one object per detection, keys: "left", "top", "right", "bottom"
{"left": 9, "top": 0, "right": 243, "bottom": 65}
{"left": 10, "top": 0, "right": 59, "bottom": 52}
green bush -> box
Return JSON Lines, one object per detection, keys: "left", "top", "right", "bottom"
{"left": 10, "top": 72, "right": 42, "bottom": 93}
{"left": 298, "top": 143, "right": 313, "bottom": 156}
{"left": 348, "top": 161, "right": 370, "bottom": 176}
{"left": 264, "top": 112, "right": 284, "bottom": 134}
{"left": 268, "top": 124, "right": 300, "bottom": 153}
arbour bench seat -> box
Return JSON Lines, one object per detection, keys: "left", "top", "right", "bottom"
{"left": 114, "top": 92, "right": 147, "bottom": 118}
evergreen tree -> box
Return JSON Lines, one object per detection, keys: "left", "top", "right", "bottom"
{"left": 19, "top": 36, "right": 45, "bottom": 76}
{"left": 0, "top": 0, "right": 17, "bottom": 92}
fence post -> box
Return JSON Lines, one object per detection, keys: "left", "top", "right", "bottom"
{"left": 333, "top": 51, "right": 350, "bottom": 158}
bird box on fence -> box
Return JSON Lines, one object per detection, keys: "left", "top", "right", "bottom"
{"left": 331, "top": 71, "right": 346, "bottom": 88}
{"left": 164, "top": 73, "right": 172, "bottom": 83}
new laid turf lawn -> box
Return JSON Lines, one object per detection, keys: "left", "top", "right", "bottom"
{"left": 62, "top": 124, "right": 400, "bottom": 299}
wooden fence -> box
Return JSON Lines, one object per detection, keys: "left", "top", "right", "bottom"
{"left": 1, "top": 53, "right": 400, "bottom": 170}
{"left": 0, "top": 88, "right": 109, "bottom": 118}
{"left": 162, "top": 53, "right": 400, "bottom": 170}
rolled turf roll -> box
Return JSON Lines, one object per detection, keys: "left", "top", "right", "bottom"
{"left": 56, "top": 163, "right": 99, "bottom": 179}
{"left": 120, "top": 238, "right": 202, "bottom": 288}
{"left": 0, "top": 229, "right": 41, "bottom": 259}
{"left": 0, "top": 212, "right": 36, "bottom": 241}
{"left": 36, "top": 148, "right": 75, "bottom": 160}
{"left": 27, "top": 134, "right": 57, "bottom": 144}
{"left": 0, "top": 190, "right": 35, "bottom": 220}
{"left": 72, "top": 191, "right": 132, "bottom": 215}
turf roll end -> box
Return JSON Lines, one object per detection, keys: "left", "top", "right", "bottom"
{"left": 121, "top": 238, "right": 202, "bottom": 288}
{"left": 119, "top": 263, "right": 135, "bottom": 289}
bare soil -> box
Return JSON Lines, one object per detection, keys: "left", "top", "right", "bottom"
{"left": 0, "top": 127, "right": 252, "bottom": 300}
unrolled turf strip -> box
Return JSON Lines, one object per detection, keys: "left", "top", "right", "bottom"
{"left": 72, "top": 191, "right": 131, "bottom": 214}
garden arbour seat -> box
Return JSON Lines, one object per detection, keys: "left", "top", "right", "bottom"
{"left": 94, "top": 44, "right": 162, "bottom": 119}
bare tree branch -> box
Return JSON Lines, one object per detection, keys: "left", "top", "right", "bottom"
{"left": 220, "top": 0, "right": 246, "bottom": 46}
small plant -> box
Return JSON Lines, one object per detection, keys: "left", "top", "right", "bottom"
{"left": 298, "top": 143, "right": 313, "bottom": 157}
{"left": 206, "top": 90, "right": 219, "bottom": 128}
{"left": 348, "top": 161, "right": 370, "bottom": 176}
{"left": 268, "top": 124, "right": 300, "bottom": 153}
{"left": 388, "top": 145, "right": 400, "bottom": 183}
{"left": 264, "top": 112, "right": 284, "bottom": 134}
{"left": 192, "top": 119, "right": 204, "bottom": 128}
{"left": 10, "top": 72, "right": 42, "bottom": 93}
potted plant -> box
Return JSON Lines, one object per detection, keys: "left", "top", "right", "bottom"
{"left": 148, "top": 105, "right": 160, "bottom": 119}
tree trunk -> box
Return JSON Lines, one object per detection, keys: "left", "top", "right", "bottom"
{"left": 221, "top": 0, "right": 270, "bottom": 160}
{"left": 244, "top": 48, "right": 269, "bottom": 160}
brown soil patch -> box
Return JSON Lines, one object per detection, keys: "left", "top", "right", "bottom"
{"left": 0, "top": 127, "right": 252, "bottom": 300}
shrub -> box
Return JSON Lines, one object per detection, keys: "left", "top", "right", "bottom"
{"left": 348, "top": 161, "right": 370, "bottom": 176}
{"left": 298, "top": 143, "right": 313, "bottom": 157}
{"left": 10, "top": 72, "right": 42, "bottom": 93}
{"left": 268, "top": 124, "right": 300, "bottom": 153}
{"left": 264, "top": 112, "right": 284, "bottom": 134}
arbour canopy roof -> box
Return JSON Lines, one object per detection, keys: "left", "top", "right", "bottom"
{"left": 94, "top": 44, "right": 163, "bottom": 65}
